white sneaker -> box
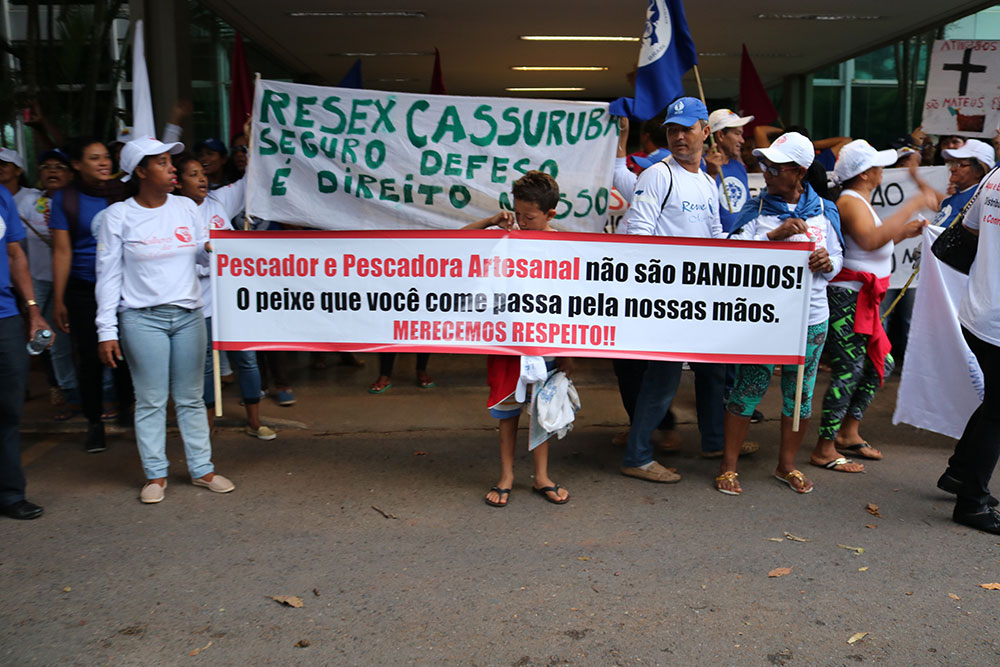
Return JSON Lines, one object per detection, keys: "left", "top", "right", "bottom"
{"left": 140, "top": 481, "right": 166, "bottom": 504}
{"left": 192, "top": 474, "right": 235, "bottom": 493}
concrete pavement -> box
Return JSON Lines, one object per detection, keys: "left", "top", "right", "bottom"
{"left": 3, "top": 353, "right": 999, "bottom": 665}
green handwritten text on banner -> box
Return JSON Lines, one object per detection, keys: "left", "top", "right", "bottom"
{"left": 247, "top": 80, "right": 618, "bottom": 232}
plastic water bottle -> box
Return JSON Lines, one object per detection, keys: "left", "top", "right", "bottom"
{"left": 26, "top": 329, "right": 52, "bottom": 356}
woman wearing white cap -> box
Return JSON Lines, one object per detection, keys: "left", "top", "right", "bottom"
{"left": 716, "top": 132, "right": 844, "bottom": 494}
{"left": 809, "top": 140, "right": 934, "bottom": 470}
{"left": 95, "top": 137, "right": 235, "bottom": 504}
{"left": 910, "top": 139, "right": 995, "bottom": 229}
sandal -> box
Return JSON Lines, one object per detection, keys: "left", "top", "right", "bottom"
{"left": 774, "top": 470, "right": 813, "bottom": 494}
{"left": 100, "top": 407, "right": 119, "bottom": 422}
{"left": 53, "top": 405, "right": 81, "bottom": 421}
{"left": 484, "top": 487, "right": 511, "bottom": 507}
{"left": 532, "top": 484, "right": 569, "bottom": 505}
{"left": 836, "top": 442, "right": 882, "bottom": 460}
{"left": 368, "top": 378, "right": 393, "bottom": 394}
{"left": 416, "top": 374, "right": 435, "bottom": 389}
{"left": 715, "top": 471, "right": 741, "bottom": 495}
{"left": 810, "top": 456, "right": 865, "bottom": 473}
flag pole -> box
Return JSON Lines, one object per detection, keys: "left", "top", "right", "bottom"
{"left": 881, "top": 266, "right": 919, "bottom": 323}
{"left": 693, "top": 64, "right": 734, "bottom": 214}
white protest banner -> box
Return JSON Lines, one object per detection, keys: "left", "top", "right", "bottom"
{"left": 922, "top": 40, "right": 1000, "bottom": 137}
{"left": 211, "top": 230, "right": 813, "bottom": 364}
{"left": 893, "top": 226, "right": 982, "bottom": 438}
{"left": 247, "top": 80, "right": 617, "bottom": 232}
{"left": 748, "top": 166, "right": 949, "bottom": 288}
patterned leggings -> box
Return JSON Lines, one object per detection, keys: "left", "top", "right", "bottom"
{"left": 818, "top": 286, "right": 895, "bottom": 440}
{"left": 727, "top": 321, "right": 829, "bottom": 420}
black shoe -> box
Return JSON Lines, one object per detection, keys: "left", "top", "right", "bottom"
{"left": 750, "top": 409, "right": 764, "bottom": 424}
{"left": 1, "top": 499, "right": 44, "bottom": 520}
{"left": 953, "top": 506, "right": 1000, "bottom": 535}
{"left": 85, "top": 422, "right": 107, "bottom": 453}
{"left": 937, "top": 472, "right": 999, "bottom": 508}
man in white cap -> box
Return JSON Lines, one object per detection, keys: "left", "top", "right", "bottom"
{"left": 704, "top": 109, "right": 753, "bottom": 233}
{"left": 620, "top": 97, "right": 729, "bottom": 484}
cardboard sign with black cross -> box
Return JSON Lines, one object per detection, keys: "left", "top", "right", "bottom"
{"left": 922, "top": 40, "right": 1000, "bottom": 137}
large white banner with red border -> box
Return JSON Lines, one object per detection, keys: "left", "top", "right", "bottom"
{"left": 211, "top": 230, "right": 814, "bottom": 363}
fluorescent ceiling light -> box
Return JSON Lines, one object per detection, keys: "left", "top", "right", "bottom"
{"left": 757, "top": 13, "right": 882, "bottom": 20}
{"left": 699, "top": 51, "right": 801, "bottom": 58}
{"left": 505, "top": 87, "right": 586, "bottom": 92}
{"left": 329, "top": 51, "right": 434, "bottom": 57}
{"left": 511, "top": 66, "right": 608, "bottom": 71}
{"left": 289, "top": 11, "right": 425, "bottom": 18}
{"left": 374, "top": 78, "right": 420, "bottom": 83}
{"left": 520, "top": 36, "right": 639, "bottom": 42}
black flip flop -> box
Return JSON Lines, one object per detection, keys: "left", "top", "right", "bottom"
{"left": 484, "top": 487, "right": 511, "bottom": 507}
{"left": 836, "top": 442, "right": 882, "bottom": 460}
{"left": 532, "top": 484, "right": 569, "bottom": 505}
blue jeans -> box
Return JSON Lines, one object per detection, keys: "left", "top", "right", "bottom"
{"left": 0, "top": 315, "right": 29, "bottom": 506}
{"left": 119, "top": 306, "right": 214, "bottom": 480}
{"left": 32, "top": 277, "right": 78, "bottom": 399}
{"left": 622, "top": 361, "right": 725, "bottom": 467}
{"left": 202, "top": 317, "right": 261, "bottom": 406}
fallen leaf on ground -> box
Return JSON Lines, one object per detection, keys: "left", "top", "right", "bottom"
{"left": 312, "top": 588, "right": 320, "bottom": 597}
{"left": 371, "top": 505, "right": 397, "bottom": 519}
{"left": 766, "top": 537, "right": 784, "bottom": 542}
{"left": 837, "top": 544, "right": 865, "bottom": 554}
{"left": 295, "top": 639, "right": 310, "bottom": 648}
{"left": 949, "top": 593, "right": 961, "bottom": 601}
{"left": 783, "top": 532, "right": 810, "bottom": 542}
{"left": 271, "top": 595, "right": 304, "bottom": 608}
{"left": 865, "top": 503, "right": 882, "bottom": 517}
{"left": 865, "top": 524, "right": 877, "bottom": 529}
{"left": 768, "top": 567, "right": 793, "bottom": 578}
{"left": 189, "top": 641, "right": 212, "bottom": 656}
{"left": 63, "top": 587, "right": 71, "bottom": 592}
{"left": 577, "top": 556, "right": 590, "bottom": 561}
{"left": 413, "top": 451, "right": 427, "bottom": 456}
{"left": 858, "top": 567, "right": 869, "bottom": 572}
{"left": 847, "top": 632, "right": 868, "bottom": 645}
{"left": 980, "top": 583, "right": 1000, "bottom": 590}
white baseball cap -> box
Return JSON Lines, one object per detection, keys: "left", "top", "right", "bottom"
{"left": 942, "top": 138, "right": 996, "bottom": 170}
{"left": 120, "top": 136, "right": 184, "bottom": 182}
{"left": 832, "top": 139, "right": 896, "bottom": 184}
{"left": 752, "top": 131, "right": 814, "bottom": 169}
{"left": 709, "top": 109, "right": 754, "bottom": 134}
{"left": 0, "top": 148, "right": 25, "bottom": 169}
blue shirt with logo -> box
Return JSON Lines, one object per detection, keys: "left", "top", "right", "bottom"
{"left": 933, "top": 186, "right": 977, "bottom": 229}
{"left": 1, "top": 185, "right": 27, "bottom": 318}
{"left": 715, "top": 159, "right": 750, "bottom": 233}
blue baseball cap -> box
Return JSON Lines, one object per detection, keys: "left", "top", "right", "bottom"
{"left": 194, "top": 137, "right": 228, "bottom": 156}
{"left": 662, "top": 97, "right": 708, "bottom": 127}
{"left": 633, "top": 147, "right": 672, "bottom": 170}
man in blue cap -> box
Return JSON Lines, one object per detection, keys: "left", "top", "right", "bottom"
{"left": 620, "top": 96, "right": 728, "bottom": 483}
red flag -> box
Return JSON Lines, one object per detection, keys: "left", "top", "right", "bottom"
{"left": 739, "top": 44, "right": 778, "bottom": 135}
{"left": 229, "top": 32, "right": 253, "bottom": 141}
{"left": 430, "top": 48, "right": 446, "bottom": 95}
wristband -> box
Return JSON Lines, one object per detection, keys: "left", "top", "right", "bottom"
{"left": 25, "top": 299, "right": 38, "bottom": 308}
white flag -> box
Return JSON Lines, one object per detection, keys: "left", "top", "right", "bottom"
{"left": 893, "top": 226, "right": 984, "bottom": 438}
{"left": 131, "top": 19, "right": 155, "bottom": 138}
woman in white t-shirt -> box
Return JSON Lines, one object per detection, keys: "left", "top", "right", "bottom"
{"left": 937, "top": 165, "right": 1000, "bottom": 535}
{"left": 172, "top": 153, "right": 274, "bottom": 441}
{"left": 810, "top": 140, "right": 931, "bottom": 470}
{"left": 717, "top": 133, "right": 844, "bottom": 495}
{"left": 95, "top": 137, "right": 235, "bottom": 504}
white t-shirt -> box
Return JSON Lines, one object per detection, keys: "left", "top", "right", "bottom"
{"left": 14, "top": 188, "right": 49, "bottom": 282}
{"left": 95, "top": 194, "right": 209, "bottom": 342}
{"left": 958, "top": 170, "right": 1000, "bottom": 347}
{"left": 838, "top": 189, "right": 892, "bottom": 291}
{"left": 730, "top": 201, "right": 844, "bottom": 325}
{"left": 197, "top": 176, "right": 247, "bottom": 316}
{"left": 625, "top": 156, "right": 723, "bottom": 239}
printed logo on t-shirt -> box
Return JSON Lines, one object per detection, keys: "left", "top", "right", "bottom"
{"left": 0, "top": 216, "right": 6, "bottom": 242}
{"left": 210, "top": 214, "right": 226, "bottom": 230}
{"left": 174, "top": 226, "right": 193, "bottom": 243}
{"left": 719, "top": 176, "right": 748, "bottom": 213}
{"left": 934, "top": 204, "right": 952, "bottom": 226}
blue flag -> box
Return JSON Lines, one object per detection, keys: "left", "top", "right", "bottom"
{"left": 609, "top": 0, "right": 697, "bottom": 120}
{"left": 338, "top": 59, "right": 363, "bottom": 89}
